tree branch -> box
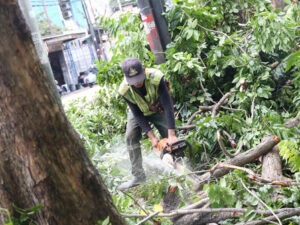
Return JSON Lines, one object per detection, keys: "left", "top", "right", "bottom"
{"left": 121, "top": 207, "right": 300, "bottom": 219}
{"left": 240, "top": 179, "right": 282, "bottom": 225}
{"left": 212, "top": 92, "right": 234, "bottom": 118}
{"left": 222, "top": 130, "right": 237, "bottom": 147}
{"left": 136, "top": 211, "right": 161, "bottom": 225}
{"left": 217, "top": 130, "right": 242, "bottom": 157}
{"left": 236, "top": 208, "right": 300, "bottom": 225}
{"left": 216, "top": 163, "right": 298, "bottom": 186}
{"left": 121, "top": 191, "right": 149, "bottom": 216}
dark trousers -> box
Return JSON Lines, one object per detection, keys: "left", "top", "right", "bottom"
{"left": 125, "top": 111, "right": 168, "bottom": 178}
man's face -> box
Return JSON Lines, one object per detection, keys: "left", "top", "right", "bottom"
{"left": 133, "top": 80, "right": 144, "bottom": 88}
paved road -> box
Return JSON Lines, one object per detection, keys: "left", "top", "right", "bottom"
{"left": 61, "top": 84, "right": 100, "bottom": 105}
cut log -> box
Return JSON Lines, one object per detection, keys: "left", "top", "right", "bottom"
{"left": 261, "top": 145, "right": 292, "bottom": 184}
{"left": 193, "top": 135, "right": 280, "bottom": 191}
{"left": 262, "top": 145, "right": 283, "bottom": 180}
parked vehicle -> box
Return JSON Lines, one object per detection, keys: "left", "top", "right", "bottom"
{"left": 78, "top": 69, "right": 97, "bottom": 88}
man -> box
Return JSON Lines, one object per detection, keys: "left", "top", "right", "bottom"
{"left": 55, "top": 80, "right": 62, "bottom": 96}
{"left": 118, "top": 58, "right": 178, "bottom": 190}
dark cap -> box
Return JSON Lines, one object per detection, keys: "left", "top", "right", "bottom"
{"left": 122, "top": 58, "right": 145, "bottom": 85}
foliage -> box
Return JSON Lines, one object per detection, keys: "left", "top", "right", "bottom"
{"left": 3, "top": 204, "right": 42, "bottom": 225}
{"left": 96, "top": 12, "right": 155, "bottom": 85}
{"left": 279, "top": 140, "right": 300, "bottom": 172}
{"left": 97, "top": 216, "right": 111, "bottom": 225}
{"left": 64, "top": 85, "right": 127, "bottom": 157}
{"left": 204, "top": 178, "right": 236, "bottom": 208}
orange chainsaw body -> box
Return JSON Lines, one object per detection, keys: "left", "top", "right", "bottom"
{"left": 157, "top": 138, "right": 170, "bottom": 152}
{"left": 157, "top": 138, "right": 192, "bottom": 160}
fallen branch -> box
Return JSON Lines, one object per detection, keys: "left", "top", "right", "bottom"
{"left": 121, "top": 207, "right": 300, "bottom": 219}
{"left": 216, "top": 163, "right": 297, "bottom": 187}
{"left": 222, "top": 130, "right": 237, "bottom": 147}
{"left": 186, "top": 91, "right": 234, "bottom": 126}
{"left": 220, "top": 106, "right": 248, "bottom": 116}
{"left": 251, "top": 95, "right": 256, "bottom": 120}
{"left": 178, "top": 125, "right": 196, "bottom": 130}
{"left": 179, "top": 197, "right": 209, "bottom": 211}
{"left": 236, "top": 207, "right": 300, "bottom": 225}
{"left": 187, "top": 106, "right": 214, "bottom": 125}
{"left": 136, "top": 211, "right": 161, "bottom": 225}
{"left": 193, "top": 135, "right": 280, "bottom": 191}
{"left": 199, "top": 78, "right": 215, "bottom": 104}
{"left": 217, "top": 130, "right": 242, "bottom": 157}
{"left": 240, "top": 179, "right": 282, "bottom": 225}
{"left": 121, "top": 191, "right": 149, "bottom": 216}
{"left": 212, "top": 92, "right": 233, "bottom": 118}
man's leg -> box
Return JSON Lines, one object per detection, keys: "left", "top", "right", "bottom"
{"left": 148, "top": 112, "right": 168, "bottom": 138}
{"left": 119, "top": 112, "right": 146, "bottom": 190}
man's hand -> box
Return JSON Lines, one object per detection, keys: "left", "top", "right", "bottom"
{"left": 147, "top": 130, "right": 159, "bottom": 147}
{"left": 167, "top": 129, "right": 178, "bottom": 145}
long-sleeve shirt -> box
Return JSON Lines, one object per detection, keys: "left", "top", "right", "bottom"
{"left": 123, "top": 78, "right": 175, "bottom": 134}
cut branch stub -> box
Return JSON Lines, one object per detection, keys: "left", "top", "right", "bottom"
{"left": 217, "top": 130, "right": 242, "bottom": 158}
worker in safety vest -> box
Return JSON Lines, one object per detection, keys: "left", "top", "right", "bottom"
{"left": 118, "top": 58, "right": 178, "bottom": 190}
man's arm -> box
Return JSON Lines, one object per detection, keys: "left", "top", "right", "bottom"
{"left": 158, "top": 78, "right": 178, "bottom": 145}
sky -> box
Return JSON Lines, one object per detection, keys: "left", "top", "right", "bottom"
{"left": 30, "top": 0, "right": 109, "bottom": 28}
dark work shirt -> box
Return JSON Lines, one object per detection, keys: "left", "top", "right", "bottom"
{"left": 123, "top": 78, "right": 175, "bottom": 134}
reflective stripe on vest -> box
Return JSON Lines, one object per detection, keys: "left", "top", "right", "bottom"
{"left": 118, "top": 68, "right": 164, "bottom": 116}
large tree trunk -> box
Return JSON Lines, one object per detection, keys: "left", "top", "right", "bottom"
{"left": 0, "top": 1, "right": 126, "bottom": 225}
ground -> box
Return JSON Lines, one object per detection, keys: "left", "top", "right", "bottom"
{"left": 61, "top": 84, "right": 100, "bottom": 105}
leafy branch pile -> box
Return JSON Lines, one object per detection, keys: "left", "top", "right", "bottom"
{"left": 65, "top": 0, "right": 300, "bottom": 224}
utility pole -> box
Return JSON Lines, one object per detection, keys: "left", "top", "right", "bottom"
{"left": 137, "top": 0, "right": 165, "bottom": 64}
{"left": 42, "top": 0, "right": 54, "bottom": 35}
{"left": 81, "top": 0, "right": 101, "bottom": 60}
{"left": 149, "top": 0, "right": 171, "bottom": 50}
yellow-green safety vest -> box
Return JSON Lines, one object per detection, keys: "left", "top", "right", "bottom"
{"left": 118, "top": 68, "right": 164, "bottom": 116}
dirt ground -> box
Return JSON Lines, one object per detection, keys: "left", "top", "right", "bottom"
{"left": 61, "top": 84, "right": 100, "bottom": 105}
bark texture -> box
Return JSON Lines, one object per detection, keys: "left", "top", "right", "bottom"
{"left": 261, "top": 145, "right": 284, "bottom": 180}
{"left": 0, "top": 2, "right": 126, "bottom": 225}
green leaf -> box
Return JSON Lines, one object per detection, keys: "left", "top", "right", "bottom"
{"left": 102, "top": 216, "right": 110, "bottom": 225}
{"left": 286, "top": 50, "right": 300, "bottom": 71}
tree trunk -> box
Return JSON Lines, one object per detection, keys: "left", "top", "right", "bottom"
{"left": 0, "top": 2, "right": 126, "bottom": 225}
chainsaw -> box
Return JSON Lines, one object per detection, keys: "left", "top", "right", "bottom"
{"left": 157, "top": 138, "right": 192, "bottom": 161}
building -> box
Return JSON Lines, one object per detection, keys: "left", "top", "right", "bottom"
{"left": 43, "top": 31, "right": 98, "bottom": 91}
{"left": 30, "top": 0, "right": 88, "bottom": 32}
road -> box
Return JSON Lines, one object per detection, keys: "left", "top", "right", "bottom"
{"left": 61, "top": 84, "right": 100, "bottom": 105}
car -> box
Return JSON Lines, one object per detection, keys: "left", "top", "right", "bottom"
{"left": 78, "top": 70, "right": 97, "bottom": 88}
